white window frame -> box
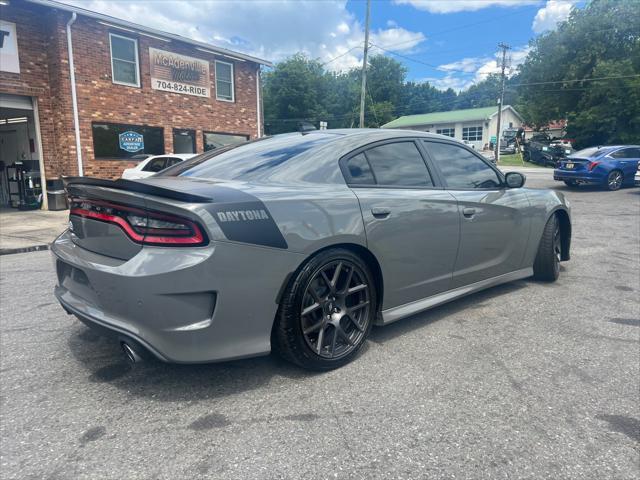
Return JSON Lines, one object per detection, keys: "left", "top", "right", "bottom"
{"left": 109, "top": 33, "right": 140, "bottom": 88}
{"left": 436, "top": 128, "right": 455, "bottom": 138}
{"left": 462, "top": 126, "right": 482, "bottom": 142}
{"left": 215, "top": 60, "right": 235, "bottom": 102}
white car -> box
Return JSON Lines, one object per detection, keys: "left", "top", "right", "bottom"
{"left": 121, "top": 154, "right": 196, "bottom": 180}
{"left": 462, "top": 140, "right": 476, "bottom": 149}
{"left": 635, "top": 161, "right": 640, "bottom": 186}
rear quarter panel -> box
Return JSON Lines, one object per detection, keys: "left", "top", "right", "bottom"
{"left": 221, "top": 182, "right": 368, "bottom": 255}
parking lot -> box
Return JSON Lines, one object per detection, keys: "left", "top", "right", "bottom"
{"left": 1, "top": 171, "right": 638, "bottom": 480}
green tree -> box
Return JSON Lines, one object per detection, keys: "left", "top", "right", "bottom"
{"left": 517, "top": 0, "right": 640, "bottom": 147}
{"left": 262, "top": 54, "right": 329, "bottom": 134}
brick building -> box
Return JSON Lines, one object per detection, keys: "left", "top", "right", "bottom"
{"left": 0, "top": 0, "right": 270, "bottom": 209}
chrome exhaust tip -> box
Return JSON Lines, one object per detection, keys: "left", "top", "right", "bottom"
{"left": 121, "top": 341, "right": 143, "bottom": 364}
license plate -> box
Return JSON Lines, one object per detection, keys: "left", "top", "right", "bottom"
{"left": 565, "top": 163, "right": 575, "bottom": 169}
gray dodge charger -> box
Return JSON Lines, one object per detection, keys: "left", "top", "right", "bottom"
{"left": 53, "top": 129, "right": 571, "bottom": 370}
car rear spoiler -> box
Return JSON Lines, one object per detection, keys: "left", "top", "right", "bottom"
{"left": 62, "top": 176, "right": 213, "bottom": 203}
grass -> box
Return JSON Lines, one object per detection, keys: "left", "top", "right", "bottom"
{"left": 497, "top": 153, "right": 547, "bottom": 168}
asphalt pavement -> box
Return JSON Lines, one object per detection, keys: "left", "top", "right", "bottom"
{"left": 1, "top": 172, "right": 639, "bottom": 479}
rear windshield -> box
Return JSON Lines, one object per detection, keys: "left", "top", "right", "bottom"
{"left": 569, "top": 147, "right": 606, "bottom": 158}
{"left": 159, "top": 133, "right": 338, "bottom": 181}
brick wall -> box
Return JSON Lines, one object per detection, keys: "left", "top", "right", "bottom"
{"left": 1, "top": 1, "right": 261, "bottom": 182}
{"left": 0, "top": 3, "right": 61, "bottom": 179}
{"left": 71, "top": 15, "right": 259, "bottom": 179}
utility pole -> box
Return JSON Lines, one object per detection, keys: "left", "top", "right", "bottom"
{"left": 359, "top": 0, "right": 371, "bottom": 128}
{"left": 494, "top": 42, "right": 510, "bottom": 164}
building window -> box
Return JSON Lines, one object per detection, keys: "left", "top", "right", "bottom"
{"left": 92, "top": 122, "right": 164, "bottom": 159}
{"left": 215, "top": 61, "right": 234, "bottom": 102}
{"left": 462, "top": 126, "right": 483, "bottom": 141}
{"left": 436, "top": 128, "right": 455, "bottom": 137}
{"left": 173, "top": 129, "right": 196, "bottom": 154}
{"left": 203, "top": 131, "right": 248, "bottom": 151}
{"left": 109, "top": 33, "right": 140, "bottom": 87}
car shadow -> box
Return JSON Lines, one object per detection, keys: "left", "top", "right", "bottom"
{"left": 66, "top": 279, "right": 529, "bottom": 401}
{"left": 369, "top": 280, "right": 527, "bottom": 345}
{"left": 67, "top": 325, "right": 316, "bottom": 402}
{"left": 552, "top": 184, "right": 638, "bottom": 194}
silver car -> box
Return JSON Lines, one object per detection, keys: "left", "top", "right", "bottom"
{"left": 53, "top": 130, "right": 571, "bottom": 370}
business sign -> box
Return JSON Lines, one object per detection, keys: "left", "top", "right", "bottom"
{"left": 119, "top": 131, "right": 144, "bottom": 153}
{"left": 149, "top": 48, "right": 210, "bottom": 97}
{"left": 0, "top": 21, "right": 20, "bottom": 74}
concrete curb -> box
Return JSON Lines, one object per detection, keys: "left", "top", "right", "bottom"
{"left": 0, "top": 244, "right": 51, "bottom": 256}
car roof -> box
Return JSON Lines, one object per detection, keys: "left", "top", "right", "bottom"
{"left": 166, "top": 128, "right": 472, "bottom": 185}
{"left": 302, "top": 128, "right": 445, "bottom": 140}
{"left": 593, "top": 145, "right": 639, "bottom": 156}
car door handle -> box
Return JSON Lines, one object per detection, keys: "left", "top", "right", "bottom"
{"left": 371, "top": 207, "right": 391, "bottom": 218}
{"left": 462, "top": 207, "right": 476, "bottom": 218}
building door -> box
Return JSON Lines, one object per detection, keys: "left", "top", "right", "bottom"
{"left": 0, "top": 130, "right": 18, "bottom": 206}
{"left": 173, "top": 129, "right": 195, "bottom": 154}
{"left": 0, "top": 94, "right": 43, "bottom": 209}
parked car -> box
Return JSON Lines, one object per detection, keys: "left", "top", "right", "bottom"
{"left": 554, "top": 145, "right": 640, "bottom": 190}
{"left": 550, "top": 138, "right": 573, "bottom": 150}
{"left": 525, "top": 134, "right": 573, "bottom": 167}
{"left": 499, "top": 143, "right": 516, "bottom": 155}
{"left": 462, "top": 139, "right": 476, "bottom": 149}
{"left": 501, "top": 128, "right": 518, "bottom": 148}
{"left": 634, "top": 161, "right": 640, "bottom": 186}
{"left": 55, "top": 130, "right": 571, "bottom": 370}
{"left": 121, "top": 154, "right": 196, "bottom": 180}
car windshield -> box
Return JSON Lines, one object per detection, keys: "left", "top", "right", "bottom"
{"left": 159, "top": 133, "right": 339, "bottom": 181}
{"left": 569, "top": 147, "right": 607, "bottom": 158}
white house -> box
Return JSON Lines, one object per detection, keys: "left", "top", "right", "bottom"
{"left": 381, "top": 105, "right": 524, "bottom": 150}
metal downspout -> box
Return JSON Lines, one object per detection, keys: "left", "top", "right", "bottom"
{"left": 66, "top": 12, "right": 83, "bottom": 176}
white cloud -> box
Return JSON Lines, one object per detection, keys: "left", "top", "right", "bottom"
{"left": 438, "top": 56, "right": 494, "bottom": 74}
{"left": 532, "top": 1, "right": 574, "bottom": 33}
{"left": 423, "top": 74, "right": 472, "bottom": 91}
{"left": 394, "top": 0, "right": 538, "bottom": 14}
{"left": 61, "top": 0, "right": 424, "bottom": 72}
{"left": 428, "top": 46, "right": 530, "bottom": 91}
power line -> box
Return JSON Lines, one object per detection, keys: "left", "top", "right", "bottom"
{"left": 511, "top": 74, "right": 640, "bottom": 87}
{"left": 264, "top": 79, "right": 640, "bottom": 126}
{"left": 370, "top": 42, "right": 499, "bottom": 77}
{"left": 321, "top": 45, "right": 363, "bottom": 67}
{"left": 377, "top": 4, "right": 540, "bottom": 50}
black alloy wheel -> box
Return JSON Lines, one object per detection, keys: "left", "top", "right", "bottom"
{"left": 300, "top": 260, "right": 371, "bottom": 359}
{"left": 606, "top": 170, "right": 623, "bottom": 191}
{"left": 273, "top": 248, "right": 376, "bottom": 370}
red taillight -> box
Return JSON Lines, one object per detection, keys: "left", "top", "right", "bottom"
{"left": 588, "top": 161, "right": 601, "bottom": 171}
{"left": 69, "top": 198, "right": 207, "bottom": 246}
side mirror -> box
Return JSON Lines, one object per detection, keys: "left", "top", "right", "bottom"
{"left": 505, "top": 171, "right": 526, "bottom": 188}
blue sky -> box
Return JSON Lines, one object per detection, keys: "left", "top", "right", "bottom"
{"left": 64, "top": 0, "right": 579, "bottom": 91}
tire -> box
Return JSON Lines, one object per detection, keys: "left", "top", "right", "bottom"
{"left": 564, "top": 180, "right": 578, "bottom": 187}
{"left": 533, "top": 214, "right": 561, "bottom": 282}
{"left": 273, "top": 248, "right": 377, "bottom": 370}
{"left": 606, "top": 170, "right": 623, "bottom": 191}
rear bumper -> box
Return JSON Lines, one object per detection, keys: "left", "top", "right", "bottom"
{"left": 52, "top": 230, "right": 304, "bottom": 363}
{"left": 553, "top": 170, "right": 602, "bottom": 184}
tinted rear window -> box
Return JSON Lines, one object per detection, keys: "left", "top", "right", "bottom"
{"left": 569, "top": 147, "right": 607, "bottom": 158}
{"left": 160, "top": 133, "right": 338, "bottom": 181}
